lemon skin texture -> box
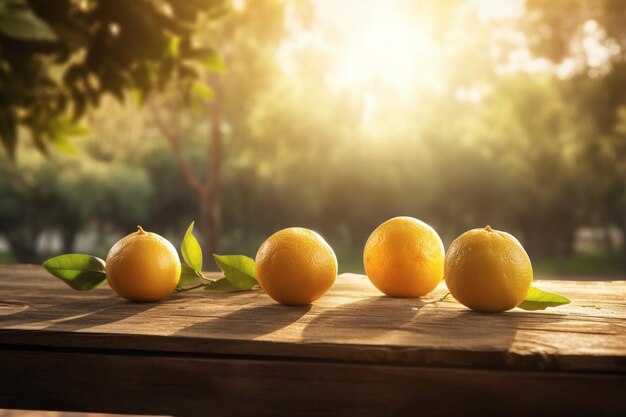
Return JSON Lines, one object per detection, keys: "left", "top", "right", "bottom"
{"left": 255, "top": 227, "right": 337, "bottom": 306}
{"left": 364, "top": 216, "right": 445, "bottom": 298}
{"left": 106, "top": 226, "right": 181, "bottom": 302}
{"left": 444, "top": 226, "right": 533, "bottom": 313}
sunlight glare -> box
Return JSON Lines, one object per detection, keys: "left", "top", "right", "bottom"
{"left": 469, "top": 0, "right": 523, "bottom": 21}
{"left": 278, "top": 0, "right": 533, "bottom": 125}
{"left": 233, "top": 0, "right": 246, "bottom": 11}
{"left": 317, "top": 0, "right": 439, "bottom": 94}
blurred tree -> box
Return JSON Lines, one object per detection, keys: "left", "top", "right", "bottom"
{"left": 71, "top": 97, "right": 196, "bottom": 240}
{"left": 0, "top": 150, "right": 152, "bottom": 261}
{"left": 0, "top": 0, "right": 229, "bottom": 160}
{"left": 474, "top": 75, "right": 585, "bottom": 258}
{"left": 3, "top": 0, "right": 625, "bottom": 274}
{"left": 523, "top": 0, "right": 626, "bottom": 267}
{"left": 524, "top": 0, "right": 626, "bottom": 65}
{"left": 149, "top": 0, "right": 288, "bottom": 258}
{"left": 139, "top": 145, "right": 199, "bottom": 234}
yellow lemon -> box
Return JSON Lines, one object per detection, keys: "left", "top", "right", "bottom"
{"left": 364, "top": 216, "right": 444, "bottom": 297}
{"left": 106, "top": 226, "right": 181, "bottom": 302}
{"left": 444, "top": 225, "right": 532, "bottom": 313}
{"left": 255, "top": 227, "right": 337, "bottom": 305}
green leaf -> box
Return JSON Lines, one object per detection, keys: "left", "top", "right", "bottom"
{"left": 169, "top": 35, "right": 181, "bottom": 57}
{"left": 181, "top": 221, "right": 203, "bottom": 273}
{"left": 50, "top": 134, "right": 78, "bottom": 155}
{"left": 204, "top": 277, "right": 247, "bottom": 292}
{"left": 42, "top": 254, "right": 107, "bottom": 291}
{"left": 192, "top": 81, "right": 214, "bottom": 101}
{"left": 55, "top": 117, "right": 89, "bottom": 136}
{"left": 213, "top": 254, "right": 258, "bottom": 290}
{"left": 197, "top": 51, "right": 228, "bottom": 73}
{"left": 0, "top": 0, "right": 57, "bottom": 41}
{"left": 177, "top": 263, "right": 204, "bottom": 289}
{"left": 132, "top": 90, "right": 144, "bottom": 107}
{"left": 47, "top": 117, "right": 88, "bottom": 155}
{"left": 517, "top": 287, "right": 571, "bottom": 311}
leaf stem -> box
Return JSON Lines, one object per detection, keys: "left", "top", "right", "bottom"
{"left": 174, "top": 283, "right": 209, "bottom": 293}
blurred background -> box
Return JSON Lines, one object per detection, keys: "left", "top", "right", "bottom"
{"left": 1, "top": 0, "right": 625, "bottom": 277}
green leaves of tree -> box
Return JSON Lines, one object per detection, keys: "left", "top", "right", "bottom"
{"left": 192, "top": 82, "right": 215, "bottom": 101}
{"left": 0, "top": 0, "right": 57, "bottom": 41}
{"left": 518, "top": 287, "right": 571, "bottom": 311}
{"left": 0, "top": 0, "right": 228, "bottom": 159}
{"left": 197, "top": 50, "right": 228, "bottom": 73}
{"left": 42, "top": 254, "right": 106, "bottom": 291}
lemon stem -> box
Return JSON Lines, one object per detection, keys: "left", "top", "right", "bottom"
{"left": 137, "top": 225, "right": 146, "bottom": 234}
{"left": 485, "top": 225, "right": 493, "bottom": 232}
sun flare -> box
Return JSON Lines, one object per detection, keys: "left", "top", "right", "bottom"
{"left": 281, "top": 0, "right": 526, "bottom": 97}
{"left": 321, "top": 1, "right": 439, "bottom": 93}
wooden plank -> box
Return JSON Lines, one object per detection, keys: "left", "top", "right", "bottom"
{"left": 0, "top": 348, "right": 624, "bottom": 417}
{"left": 1, "top": 264, "right": 625, "bottom": 373}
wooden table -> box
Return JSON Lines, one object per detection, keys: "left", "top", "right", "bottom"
{"left": 0, "top": 265, "right": 624, "bottom": 416}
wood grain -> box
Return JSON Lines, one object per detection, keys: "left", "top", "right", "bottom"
{"left": 1, "top": 349, "right": 624, "bottom": 417}
{"left": 0, "top": 264, "right": 625, "bottom": 416}
{"left": 1, "top": 265, "right": 625, "bottom": 372}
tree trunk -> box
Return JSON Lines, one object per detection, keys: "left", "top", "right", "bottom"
{"left": 522, "top": 225, "right": 540, "bottom": 259}
{"left": 61, "top": 227, "right": 78, "bottom": 254}
{"left": 199, "top": 188, "right": 213, "bottom": 261}
{"left": 150, "top": 79, "right": 223, "bottom": 269}
{"left": 6, "top": 229, "right": 38, "bottom": 263}
{"left": 207, "top": 104, "right": 222, "bottom": 255}
{"left": 203, "top": 75, "right": 223, "bottom": 264}
{"left": 601, "top": 225, "right": 616, "bottom": 260}
{"left": 558, "top": 223, "right": 576, "bottom": 259}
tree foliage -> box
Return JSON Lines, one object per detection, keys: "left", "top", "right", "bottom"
{"left": 0, "top": 150, "right": 152, "bottom": 261}
{"left": 523, "top": 0, "right": 626, "bottom": 266}
{"left": 0, "top": 0, "right": 228, "bottom": 159}
{"left": 2, "top": 0, "right": 626, "bottom": 274}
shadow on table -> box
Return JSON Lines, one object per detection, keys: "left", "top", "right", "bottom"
{"left": 422, "top": 307, "right": 576, "bottom": 369}
{"left": 1, "top": 296, "right": 158, "bottom": 331}
{"left": 301, "top": 295, "right": 573, "bottom": 369}
{"left": 173, "top": 303, "right": 311, "bottom": 339}
{"left": 302, "top": 296, "right": 424, "bottom": 342}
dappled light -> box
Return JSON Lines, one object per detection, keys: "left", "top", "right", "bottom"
{"left": 1, "top": 3, "right": 626, "bottom": 416}
{"left": 1, "top": 0, "right": 625, "bottom": 277}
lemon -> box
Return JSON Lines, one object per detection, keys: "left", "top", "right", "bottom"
{"left": 106, "top": 226, "right": 181, "bottom": 302}
{"left": 444, "top": 225, "right": 532, "bottom": 313}
{"left": 255, "top": 227, "right": 337, "bottom": 305}
{"left": 364, "top": 216, "right": 445, "bottom": 297}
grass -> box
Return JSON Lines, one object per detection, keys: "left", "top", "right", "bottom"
{"left": 0, "top": 251, "right": 16, "bottom": 263}
{"left": 533, "top": 251, "right": 620, "bottom": 278}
